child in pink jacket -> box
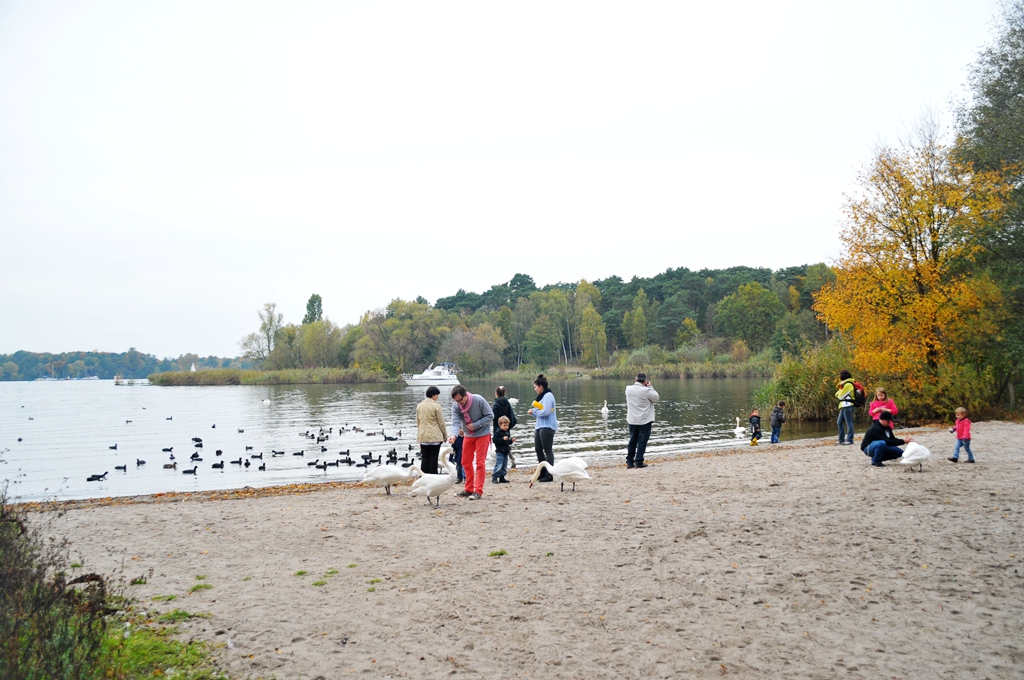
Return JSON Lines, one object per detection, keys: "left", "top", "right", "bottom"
{"left": 948, "top": 407, "right": 974, "bottom": 463}
{"left": 868, "top": 387, "right": 899, "bottom": 422}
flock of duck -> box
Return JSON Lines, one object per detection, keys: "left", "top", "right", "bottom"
{"left": 86, "top": 413, "right": 593, "bottom": 505}
{"left": 88, "top": 421, "right": 420, "bottom": 483}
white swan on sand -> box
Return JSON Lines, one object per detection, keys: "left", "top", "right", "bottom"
{"left": 409, "top": 448, "right": 458, "bottom": 507}
{"left": 733, "top": 417, "right": 747, "bottom": 436}
{"left": 601, "top": 400, "right": 609, "bottom": 416}
{"left": 362, "top": 462, "right": 422, "bottom": 495}
{"left": 530, "top": 457, "right": 591, "bottom": 492}
{"left": 899, "top": 442, "right": 932, "bottom": 472}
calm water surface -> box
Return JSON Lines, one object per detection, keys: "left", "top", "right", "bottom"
{"left": 0, "top": 378, "right": 835, "bottom": 501}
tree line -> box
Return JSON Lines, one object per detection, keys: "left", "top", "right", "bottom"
{"left": 240, "top": 263, "right": 834, "bottom": 377}
{"left": 0, "top": 350, "right": 246, "bottom": 381}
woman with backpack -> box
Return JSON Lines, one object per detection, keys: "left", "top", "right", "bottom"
{"left": 835, "top": 369, "right": 863, "bottom": 445}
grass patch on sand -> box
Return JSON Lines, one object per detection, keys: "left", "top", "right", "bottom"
{"left": 189, "top": 584, "right": 213, "bottom": 593}
{"left": 157, "top": 609, "right": 211, "bottom": 624}
{"left": 488, "top": 550, "right": 507, "bottom": 557}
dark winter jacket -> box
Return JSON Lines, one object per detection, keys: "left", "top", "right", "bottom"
{"left": 859, "top": 421, "right": 905, "bottom": 452}
{"left": 492, "top": 397, "right": 517, "bottom": 431}
{"left": 770, "top": 406, "right": 785, "bottom": 428}
{"left": 492, "top": 427, "right": 514, "bottom": 454}
{"left": 749, "top": 415, "right": 762, "bottom": 434}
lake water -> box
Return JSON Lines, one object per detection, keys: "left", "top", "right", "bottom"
{"left": 0, "top": 378, "right": 835, "bottom": 502}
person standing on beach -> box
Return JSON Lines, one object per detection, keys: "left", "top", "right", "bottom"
{"left": 492, "top": 386, "right": 518, "bottom": 469}
{"left": 416, "top": 386, "right": 447, "bottom": 475}
{"left": 835, "top": 370, "right": 857, "bottom": 445}
{"left": 948, "top": 407, "right": 975, "bottom": 463}
{"left": 769, "top": 401, "right": 785, "bottom": 443}
{"left": 448, "top": 385, "right": 493, "bottom": 500}
{"left": 625, "top": 372, "right": 659, "bottom": 469}
{"left": 528, "top": 374, "right": 558, "bottom": 482}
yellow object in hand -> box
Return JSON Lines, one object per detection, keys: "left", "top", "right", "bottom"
{"left": 532, "top": 400, "right": 544, "bottom": 410}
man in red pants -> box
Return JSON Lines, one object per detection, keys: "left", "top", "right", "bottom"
{"left": 448, "top": 385, "right": 494, "bottom": 500}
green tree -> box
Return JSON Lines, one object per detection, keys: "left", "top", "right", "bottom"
{"left": 298, "top": 319, "right": 342, "bottom": 368}
{"left": 714, "top": 282, "right": 785, "bottom": 352}
{"left": 579, "top": 305, "right": 608, "bottom": 367}
{"left": 675, "top": 318, "right": 700, "bottom": 347}
{"left": 525, "top": 314, "right": 562, "bottom": 367}
{"left": 511, "top": 297, "right": 536, "bottom": 366}
{"left": 353, "top": 300, "right": 449, "bottom": 374}
{"left": 650, "top": 292, "right": 695, "bottom": 348}
{"left": 302, "top": 294, "right": 323, "bottom": 325}
{"left": 241, "top": 302, "right": 284, "bottom": 364}
{"left": 438, "top": 323, "right": 508, "bottom": 375}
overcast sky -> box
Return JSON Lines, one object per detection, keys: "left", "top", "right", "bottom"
{"left": 0, "top": 0, "right": 1003, "bottom": 358}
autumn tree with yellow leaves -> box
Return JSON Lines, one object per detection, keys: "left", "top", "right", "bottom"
{"left": 813, "top": 119, "right": 1012, "bottom": 411}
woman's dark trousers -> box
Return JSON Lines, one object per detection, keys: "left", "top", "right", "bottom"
{"left": 420, "top": 443, "right": 441, "bottom": 475}
{"left": 534, "top": 428, "right": 555, "bottom": 481}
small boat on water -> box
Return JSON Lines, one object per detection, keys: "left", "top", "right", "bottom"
{"left": 401, "top": 363, "right": 460, "bottom": 387}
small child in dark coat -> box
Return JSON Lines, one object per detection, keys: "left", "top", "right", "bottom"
{"left": 769, "top": 401, "right": 786, "bottom": 444}
{"left": 491, "top": 416, "right": 515, "bottom": 484}
{"left": 749, "top": 409, "right": 762, "bottom": 446}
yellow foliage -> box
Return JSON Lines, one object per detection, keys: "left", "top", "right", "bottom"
{"left": 814, "top": 124, "right": 1011, "bottom": 391}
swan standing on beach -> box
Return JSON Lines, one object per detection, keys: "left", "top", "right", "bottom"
{"left": 529, "top": 456, "right": 591, "bottom": 491}
{"left": 899, "top": 442, "right": 932, "bottom": 472}
{"left": 409, "top": 448, "right": 458, "bottom": 507}
{"left": 362, "top": 462, "right": 422, "bottom": 495}
{"left": 601, "top": 400, "right": 609, "bottom": 416}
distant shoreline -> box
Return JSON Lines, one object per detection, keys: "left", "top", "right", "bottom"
{"left": 146, "top": 361, "right": 776, "bottom": 386}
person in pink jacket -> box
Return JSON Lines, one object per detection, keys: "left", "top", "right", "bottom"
{"left": 868, "top": 388, "right": 899, "bottom": 422}
{"left": 948, "top": 407, "right": 975, "bottom": 463}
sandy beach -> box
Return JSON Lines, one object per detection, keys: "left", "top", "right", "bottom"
{"left": 43, "top": 421, "right": 1024, "bottom": 679}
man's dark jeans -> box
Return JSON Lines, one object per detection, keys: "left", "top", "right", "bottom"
{"left": 866, "top": 439, "right": 903, "bottom": 465}
{"left": 627, "top": 422, "right": 653, "bottom": 466}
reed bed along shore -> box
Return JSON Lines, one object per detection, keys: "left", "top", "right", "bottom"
{"left": 147, "top": 367, "right": 387, "bottom": 386}
{"left": 149, "top": 359, "right": 775, "bottom": 387}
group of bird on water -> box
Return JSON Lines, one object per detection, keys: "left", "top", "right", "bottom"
{"left": 87, "top": 410, "right": 592, "bottom": 505}
{"left": 91, "top": 421, "right": 417, "bottom": 480}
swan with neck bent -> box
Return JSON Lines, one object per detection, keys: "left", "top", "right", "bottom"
{"left": 530, "top": 456, "right": 591, "bottom": 491}
{"left": 409, "top": 448, "right": 458, "bottom": 507}
{"left": 899, "top": 442, "right": 932, "bottom": 472}
{"left": 362, "top": 460, "right": 422, "bottom": 495}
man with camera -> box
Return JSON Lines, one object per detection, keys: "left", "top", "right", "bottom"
{"left": 625, "top": 372, "right": 660, "bottom": 469}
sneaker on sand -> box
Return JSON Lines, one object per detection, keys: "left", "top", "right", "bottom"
{"left": 468, "top": 493, "right": 482, "bottom": 500}
{"left": 457, "top": 490, "right": 472, "bottom": 497}
{"left": 948, "top": 457, "right": 958, "bottom": 463}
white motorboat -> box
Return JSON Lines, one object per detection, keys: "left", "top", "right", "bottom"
{"left": 401, "top": 363, "right": 460, "bottom": 387}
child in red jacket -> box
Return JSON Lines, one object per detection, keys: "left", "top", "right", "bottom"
{"left": 947, "top": 407, "right": 975, "bottom": 463}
